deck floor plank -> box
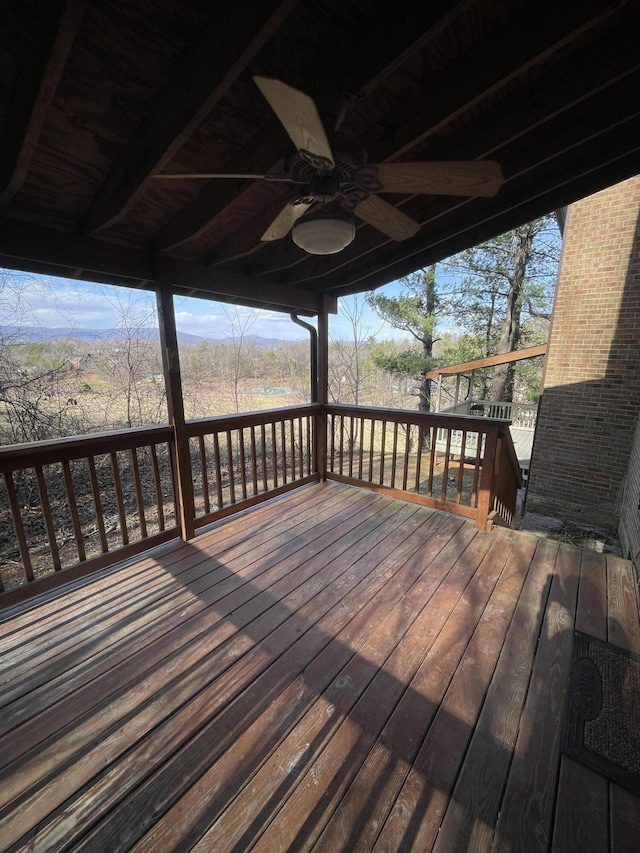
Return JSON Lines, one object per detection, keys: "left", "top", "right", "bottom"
{"left": 0, "top": 490, "right": 390, "bottom": 758}
{"left": 1, "top": 495, "right": 415, "bottom": 847}
{"left": 368, "top": 532, "right": 533, "bottom": 853}
{"left": 429, "top": 535, "right": 556, "bottom": 853}
{"left": 0, "top": 484, "right": 365, "bottom": 679}
{"left": 0, "top": 481, "right": 338, "bottom": 638}
{"left": 141, "top": 515, "right": 473, "bottom": 853}
{"left": 551, "top": 550, "right": 609, "bottom": 853}
{"left": 186, "top": 516, "right": 483, "bottom": 853}
{"left": 0, "top": 482, "right": 638, "bottom": 852}
{"left": 490, "top": 542, "right": 580, "bottom": 853}
{"left": 248, "top": 527, "right": 506, "bottom": 853}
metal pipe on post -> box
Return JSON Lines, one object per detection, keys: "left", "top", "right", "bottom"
{"left": 289, "top": 313, "right": 318, "bottom": 403}
{"left": 156, "top": 286, "right": 195, "bottom": 541}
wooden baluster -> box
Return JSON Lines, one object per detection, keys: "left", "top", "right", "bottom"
{"left": 470, "top": 432, "right": 482, "bottom": 508}
{"left": 239, "top": 428, "right": 248, "bottom": 500}
{"left": 304, "top": 416, "right": 311, "bottom": 476}
{"left": 358, "top": 416, "right": 365, "bottom": 480}
{"left": 338, "top": 415, "right": 344, "bottom": 475}
{"left": 289, "top": 418, "right": 295, "bottom": 481}
{"left": 35, "top": 465, "right": 62, "bottom": 570}
{"left": 427, "top": 426, "right": 437, "bottom": 497}
{"left": 150, "top": 443, "right": 166, "bottom": 531}
{"left": 402, "top": 423, "right": 411, "bottom": 491}
{"left": 198, "top": 435, "right": 210, "bottom": 515}
{"left": 130, "top": 447, "right": 148, "bottom": 538}
{"left": 440, "top": 430, "right": 452, "bottom": 501}
{"left": 329, "top": 413, "right": 335, "bottom": 473}
{"left": 280, "top": 420, "right": 288, "bottom": 484}
{"left": 271, "top": 421, "right": 278, "bottom": 488}
{"left": 347, "top": 417, "right": 354, "bottom": 478}
{"left": 250, "top": 426, "right": 259, "bottom": 496}
{"left": 379, "top": 420, "right": 387, "bottom": 485}
{"left": 110, "top": 452, "right": 129, "bottom": 546}
{"left": 390, "top": 421, "right": 399, "bottom": 489}
{"left": 297, "top": 416, "right": 303, "bottom": 478}
{"left": 368, "top": 419, "right": 376, "bottom": 481}
{"left": 226, "top": 430, "right": 236, "bottom": 504}
{"left": 86, "top": 457, "right": 108, "bottom": 553}
{"left": 456, "top": 430, "right": 467, "bottom": 504}
{"left": 62, "top": 460, "right": 86, "bottom": 561}
{"left": 310, "top": 414, "right": 316, "bottom": 476}
{"left": 260, "top": 424, "right": 268, "bottom": 492}
{"left": 212, "top": 432, "right": 224, "bottom": 509}
{"left": 3, "top": 471, "right": 34, "bottom": 582}
{"left": 414, "top": 426, "right": 424, "bottom": 494}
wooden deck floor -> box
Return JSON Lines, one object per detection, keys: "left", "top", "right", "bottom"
{"left": 1, "top": 481, "right": 639, "bottom": 852}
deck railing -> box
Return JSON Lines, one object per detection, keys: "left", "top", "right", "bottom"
{"left": 0, "top": 425, "right": 179, "bottom": 598}
{"left": 185, "top": 405, "right": 320, "bottom": 529}
{"left": 441, "top": 399, "right": 538, "bottom": 429}
{"left": 1, "top": 403, "right": 521, "bottom": 604}
{"left": 325, "top": 404, "right": 521, "bottom": 530}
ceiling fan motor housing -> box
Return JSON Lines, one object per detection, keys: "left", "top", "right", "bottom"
{"left": 310, "top": 174, "right": 339, "bottom": 202}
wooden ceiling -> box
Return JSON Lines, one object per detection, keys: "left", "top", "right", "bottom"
{"left": 1, "top": 0, "right": 638, "bottom": 315}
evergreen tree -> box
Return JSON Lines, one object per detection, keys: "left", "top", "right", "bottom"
{"left": 367, "top": 265, "right": 438, "bottom": 413}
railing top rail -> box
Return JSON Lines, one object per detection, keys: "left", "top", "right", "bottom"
{"left": 325, "top": 403, "right": 512, "bottom": 433}
{"left": 0, "top": 424, "right": 174, "bottom": 472}
{"left": 185, "top": 403, "right": 322, "bottom": 437}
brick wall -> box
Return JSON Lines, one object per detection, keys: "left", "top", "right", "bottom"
{"left": 620, "top": 413, "right": 640, "bottom": 562}
{"left": 526, "top": 175, "right": 640, "bottom": 533}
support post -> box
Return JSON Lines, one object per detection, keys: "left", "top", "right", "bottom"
{"left": 476, "top": 428, "right": 498, "bottom": 530}
{"left": 156, "top": 286, "right": 195, "bottom": 540}
{"left": 316, "top": 295, "right": 330, "bottom": 480}
{"left": 436, "top": 374, "right": 442, "bottom": 412}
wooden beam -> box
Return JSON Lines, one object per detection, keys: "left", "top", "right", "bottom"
{"left": 83, "top": 0, "right": 299, "bottom": 236}
{"left": 0, "top": 218, "right": 335, "bottom": 314}
{"left": 156, "top": 256, "right": 336, "bottom": 316}
{"left": 0, "top": 0, "right": 84, "bottom": 208}
{"left": 316, "top": 296, "right": 330, "bottom": 480}
{"left": 156, "top": 287, "right": 195, "bottom": 541}
{"left": 424, "top": 346, "right": 548, "bottom": 381}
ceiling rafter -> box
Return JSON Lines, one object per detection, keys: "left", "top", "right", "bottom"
{"left": 0, "top": 0, "right": 84, "bottom": 208}
{"left": 154, "top": 0, "right": 478, "bottom": 253}
{"left": 367, "top": 0, "right": 632, "bottom": 163}
{"left": 237, "top": 38, "right": 640, "bottom": 286}
{"left": 82, "top": 0, "right": 300, "bottom": 236}
{"left": 208, "top": 0, "right": 630, "bottom": 275}
{"left": 327, "top": 138, "right": 640, "bottom": 297}
{"left": 1, "top": 1, "right": 638, "bottom": 302}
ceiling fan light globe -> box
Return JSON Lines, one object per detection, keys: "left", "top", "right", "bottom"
{"left": 292, "top": 216, "right": 355, "bottom": 254}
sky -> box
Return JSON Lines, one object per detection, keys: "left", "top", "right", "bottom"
{"left": 0, "top": 268, "right": 405, "bottom": 342}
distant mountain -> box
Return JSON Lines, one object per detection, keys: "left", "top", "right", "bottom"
{"left": 0, "top": 326, "right": 305, "bottom": 346}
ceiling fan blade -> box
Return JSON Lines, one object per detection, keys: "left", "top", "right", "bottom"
{"left": 149, "top": 173, "right": 291, "bottom": 181}
{"left": 354, "top": 195, "right": 420, "bottom": 241}
{"left": 261, "top": 199, "right": 313, "bottom": 241}
{"left": 253, "top": 76, "right": 334, "bottom": 170}
{"left": 371, "top": 161, "right": 504, "bottom": 197}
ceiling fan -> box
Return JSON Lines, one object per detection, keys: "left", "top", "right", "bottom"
{"left": 152, "top": 77, "right": 504, "bottom": 255}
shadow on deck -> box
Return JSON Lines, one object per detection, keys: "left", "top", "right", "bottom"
{"left": 1, "top": 481, "right": 639, "bottom": 851}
